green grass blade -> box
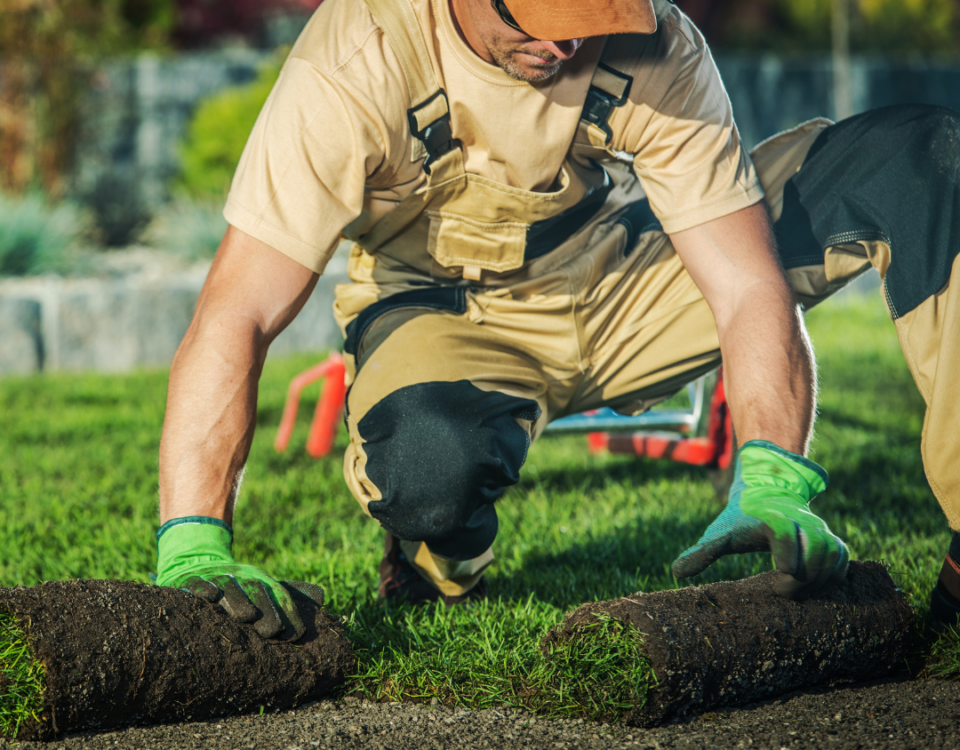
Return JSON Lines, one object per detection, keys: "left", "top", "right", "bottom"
{"left": 0, "top": 612, "right": 46, "bottom": 740}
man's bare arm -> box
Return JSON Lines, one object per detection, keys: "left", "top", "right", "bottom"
{"left": 668, "top": 201, "right": 815, "bottom": 455}
{"left": 668, "top": 202, "right": 847, "bottom": 598}
{"left": 159, "top": 225, "right": 319, "bottom": 524}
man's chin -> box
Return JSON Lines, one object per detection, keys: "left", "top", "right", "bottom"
{"left": 498, "top": 57, "right": 563, "bottom": 83}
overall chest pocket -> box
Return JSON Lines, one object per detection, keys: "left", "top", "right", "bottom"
{"left": 425, "top": 211, "right": 529, "bottom": 274}
{"left": 424, "top": 169, "right": 579, "bottom": 276}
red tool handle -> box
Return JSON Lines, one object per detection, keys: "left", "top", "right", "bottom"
{"left": 274, "top": 353, "right": 346, "bottom": 455}
{"left": 306, "top": 355, "right": 347, "bottom": 458}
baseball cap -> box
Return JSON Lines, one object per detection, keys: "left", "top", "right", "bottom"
{"left": 504, "top": 0, "right": 657, "bottom": 40}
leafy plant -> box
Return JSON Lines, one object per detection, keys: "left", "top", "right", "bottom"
{"left": 858, "top": 0, "right": 958, "bottom": 55}
{"left": 0, "top": 0, "right": 176, "bottom": 196}
{"left": 683, "top": 0, "right": 959, "bottom": 56}
{"left": 174, "top": 61, "right": 283, "bottom": 202}
{"left": 143, "top": 199, "right": 228, "bottom": 260}
{"left": 0, "top": 192, "right": 87, "bottom": 276}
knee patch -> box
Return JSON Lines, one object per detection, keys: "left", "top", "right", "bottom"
{"left": 357, "top": 380, "right": 540, "bottom": 560}
{"left": 775, "top": 105, "right": 960, "bottom": 317}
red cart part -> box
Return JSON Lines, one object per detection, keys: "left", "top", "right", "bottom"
{"left": 274, "top": 356, "right": 731, "bottom": 471}
{"left": 274, "top": 353, "right": 347, "bottom": 458}
{"left": 587, "top": 368, "right": 733, "bottom": 469}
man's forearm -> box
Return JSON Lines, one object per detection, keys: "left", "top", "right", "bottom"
{"left": 159, "top": 315, "right": 267, "bottom": 525}
{"left": 669, "top": 202, "right": 816, "bottom": 456}
{"left": 158, "top": 225, "right": 320, "bottom": 525}
{"left": 717, "top": 281, "right": 816, "bottom": 455}
{"left": 669, "top": 203, "right": 847, "bottom": 596}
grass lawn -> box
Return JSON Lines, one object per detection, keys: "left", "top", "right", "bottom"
{"left": 0, "top": 287, "right": 957, "bottom": 729}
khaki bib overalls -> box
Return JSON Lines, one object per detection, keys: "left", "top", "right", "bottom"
{"left": 334, "top": 0, "right": 960, "bottom": 596}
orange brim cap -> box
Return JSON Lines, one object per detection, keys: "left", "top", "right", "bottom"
{"left": 505, "top": 0, "right": 657, "bottom": 41}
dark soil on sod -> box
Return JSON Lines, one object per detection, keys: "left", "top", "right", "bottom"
{"left": 546, "top": 561, "right": 915, "bottom": 726}
{"left": 0, "top": 678, "right": 957, "bottom": 749}
{"left": 0, "top": 580, "right": 354, "bottom": 740}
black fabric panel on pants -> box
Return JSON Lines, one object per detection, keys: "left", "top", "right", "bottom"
{"left": 344, "top": 286, "right": 467, "bottom": 356}
{"left": 773, "top": 105, "right": 960, "bottom": 318}
{"left": 358, "top": 380, "right": 541, "bottom": 561}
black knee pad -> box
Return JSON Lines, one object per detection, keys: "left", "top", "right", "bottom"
{"left": 358, "top": 380, "right": 540, "bottom": 560}
{"left": 776, "top": 104, "right": 960, "bottom": 317}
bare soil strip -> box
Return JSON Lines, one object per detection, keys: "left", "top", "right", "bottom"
{"left": 1, "top": 678, "right": 957, "bottom": 750}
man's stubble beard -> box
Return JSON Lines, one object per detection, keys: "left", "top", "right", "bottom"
{"left": 487, "top": 34, "right": 564, "bottom": 83}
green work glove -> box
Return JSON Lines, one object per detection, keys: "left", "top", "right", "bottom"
{"left": 672, "top": 440, "right": 849, "bottom": 599}
{"left": 155, "top": 517, "right": 324, "bottom": 640}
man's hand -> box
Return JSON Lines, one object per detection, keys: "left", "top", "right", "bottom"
{"left": 156, "top": 517, "right": 324, "bottom": 640}
{"left": 672, "top": 440, "right": 849, "bottom": 599}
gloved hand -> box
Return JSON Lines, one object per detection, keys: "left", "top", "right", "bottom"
{"left": 155, "top": 517, "right": 324, "bottom": 640}
{"left": 672, "top": 440, "right": 849, "bottom": 599}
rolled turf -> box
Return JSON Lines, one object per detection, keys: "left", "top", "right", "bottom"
{"left": 542, "top": 560, "right": 916, "bottom": 726}
{"left": 0, "top": 580, "right": 354, "bottom": 741}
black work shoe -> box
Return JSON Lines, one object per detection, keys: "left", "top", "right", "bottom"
{"left": 931, "top": 582, "right": 960, "bottom": 630}
{"left": 378, "top": 533, "right": 487, "bottom": 607}
{"left": 931, "top": 535, "right": 960, "bottom": 631}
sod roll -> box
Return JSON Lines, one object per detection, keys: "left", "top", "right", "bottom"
{"left": 543, "top": 561, "right": 915, "bottom": 726}
{"left": 0, "top": 580, "right": 354, "bottom": 741}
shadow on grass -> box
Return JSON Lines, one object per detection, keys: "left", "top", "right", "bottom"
{"left": 815, "top": 407, "right": 920, "bottom": 439}
{"left": 493, "top": 514, "right": 706, "bottom": 609}
{"left": 819, "top": 443, "right": 940, "bottom": 537}
{"left": 514, "top": 449, "right": 716, "bottom": 495}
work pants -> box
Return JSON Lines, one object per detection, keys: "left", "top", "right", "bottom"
{"left": 336, "top": 105, "right": 960, "bottom": 596}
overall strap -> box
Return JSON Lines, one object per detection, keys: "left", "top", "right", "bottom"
{"left": 363, "top": 0, "right": 461, "bottom": 174}
{"left": 578, "top": 37, "right": 636, "bottom": 151}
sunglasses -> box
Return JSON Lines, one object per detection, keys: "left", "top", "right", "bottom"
{"left": 492, "top": 0, "right": 529, "bottom": 35}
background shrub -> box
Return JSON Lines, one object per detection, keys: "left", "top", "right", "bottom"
{"left": 174, "top": 61, "right": 283, "bottom": 202}
{"left": 682, "top": 0, "right": 960, "bottom": 56}
{"left": 143, "top": 200, "right": 228, "bottom": 260}
{"left": 0, "top": 193, "right": 87, "bottom": 276}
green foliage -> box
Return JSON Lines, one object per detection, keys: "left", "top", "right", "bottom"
{"left": 703, "top": 0, "right": 959, "bottom": 56}
{"left": 175, "top": 63, "right": 283, "bottom": 202}
{"left": 0, "top": 292, "right": 952, "bottom": 720}
{"left": 0, "top": 612, "right": 46, "bottom": 741}
{"left": 858, "top": 0, "right": 958, "bottom": 55}
{"left": 0, "top": 0, "right": 177, "bottom": 60}
{"left": 0, "top": 192, "right": 87, "bottom": 276}
{"left": 144, "top": 200, "right": 228, "bottom": 260}
{"left": 0, "top": 0, "right": 176, "bottom": 195}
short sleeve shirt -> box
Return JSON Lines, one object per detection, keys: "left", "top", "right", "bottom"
{"left": 224, "top": 0, "right": 762, "bottom": 274}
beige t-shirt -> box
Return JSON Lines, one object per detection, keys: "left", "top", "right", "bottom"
{"left": 224, "top": 0, "right": 762, "bottom": 275}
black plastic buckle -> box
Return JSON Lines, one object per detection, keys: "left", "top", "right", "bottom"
{"left": 581, "top": 63, "right": 633, "bottom": 143}
{"left": 407, "top": 89, "right": 462, "bottom": 174}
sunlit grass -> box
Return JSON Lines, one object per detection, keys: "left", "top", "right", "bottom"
{"left": 925, "top": 626, "right": 960, "bottom": 681}
{"left": 0, "top": 613, "right": 45, "bottom": 740}
{"left": 0, "top": 287, "right": 953, "bottom": 730}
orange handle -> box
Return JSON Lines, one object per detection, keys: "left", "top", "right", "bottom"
{"left": 306, "top": 355, "right": 347, "bottom": 458}
{"left": 274, "top": 354, "right": 345, "bottom": 454}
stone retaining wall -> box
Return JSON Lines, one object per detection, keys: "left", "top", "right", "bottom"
{"left": 0, "top": 252, "right": 881, "bottom": 377}
{"left": 0, "top": 253, "right": 348, "bottom": 376}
